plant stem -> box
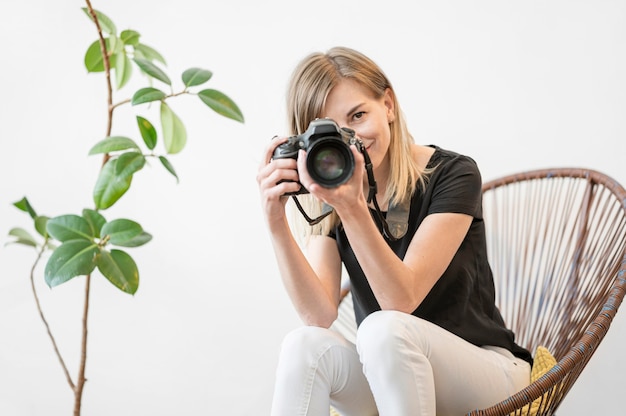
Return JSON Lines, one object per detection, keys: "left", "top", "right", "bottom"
{"left": 84, "top": 0, "right": 114, "bottom": 159}
{"left": 73, "top": 274, "right": 91, "bottom": 416}
{"left": 111, "top": 90, "right": 190, "bottom": 111}
{"left": 74, "top": 3, "right": 109, "bottom": 414}
{"left": 30, "top": 241, "right": 75, "bottom": 391}
{"left": 68, "top": 3, "right": 114, "bottom": 414}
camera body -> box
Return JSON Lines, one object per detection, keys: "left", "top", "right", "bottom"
{"left": 272, "top": 118, "right": 360, "bottom": 195}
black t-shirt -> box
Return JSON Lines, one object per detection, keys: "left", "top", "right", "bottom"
{"left": 330, "top": 146, "right": 532, "bottom": 364}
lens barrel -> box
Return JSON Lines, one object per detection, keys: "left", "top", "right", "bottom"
{"left": 306, "top": 138, "right": 355, "bottom": 187}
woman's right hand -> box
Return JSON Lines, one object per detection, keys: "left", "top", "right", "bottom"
{"left": 256, "top": 136, "right": 302, "bottom": 227}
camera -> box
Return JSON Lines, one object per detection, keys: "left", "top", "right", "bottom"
{"left": 272, "top": 118, "right": 360, "bottom": 195}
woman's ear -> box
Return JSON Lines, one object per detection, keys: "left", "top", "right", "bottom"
{"left": 384, "top": 88, "right": 395, "bottom": 123}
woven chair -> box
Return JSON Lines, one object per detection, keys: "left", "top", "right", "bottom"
{"left": 330, "top": 167, "right": 626, "bottom": 416}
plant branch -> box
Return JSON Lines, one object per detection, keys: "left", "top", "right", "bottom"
{"left": 73, "top": 274, "right": 91, "bottom": 416}
{"left": 84, "top": 0, "right": 113, "bottom": 165}
{"left": 30, "top": 240, "right": 75, "bottom": 391}
{"left": 111, "top": 98, "right": 131, "bottom": 110}
{"left": 111, "top": 90, "right": 190, "bottom": 111}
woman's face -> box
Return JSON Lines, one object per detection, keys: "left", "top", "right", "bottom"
{"left": 321, "top": 78, "right": 395, "bottom": 171}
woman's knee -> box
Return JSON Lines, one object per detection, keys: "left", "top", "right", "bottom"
{"left": 357, "top": 311, "right": 415, "bottom": 356}
{"left": 279, "top": 326, "right": 345, "bottom": 364}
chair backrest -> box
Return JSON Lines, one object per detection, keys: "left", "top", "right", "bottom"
{"left": 476, "top": 168, "right": 626, "bottom": 414}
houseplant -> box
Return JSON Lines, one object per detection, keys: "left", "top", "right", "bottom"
{"left": 5, "top": 1, "right": 244, "bottom": 414}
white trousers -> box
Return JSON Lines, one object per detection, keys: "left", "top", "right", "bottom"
{"left": 271, "top": 310, "right": 530, "bottom": 416}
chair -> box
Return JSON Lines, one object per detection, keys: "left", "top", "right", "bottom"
{"left": 330, "top": 167, "right": 626, "bottom": 416}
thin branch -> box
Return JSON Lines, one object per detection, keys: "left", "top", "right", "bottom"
{"left": 111, "top": 90, "right": 190, "bottom": 111}
{"left": 73, "top": 274, "right": 91, "bottom": 416}
{"left": 29, "top": 241, "right": 75, "bottom": 391}
{"left": 84, "top": 0, "right": 113, "bottom": 165}
{"left": 73, "top": 2, "right": 103, "bottom": 414}
{"left": 111, "top": 98, "right": 131, "bottom": 110}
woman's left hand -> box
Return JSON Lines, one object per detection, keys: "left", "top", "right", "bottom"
{"left": 296, "top": 144, "right": 368, "bottom": 215}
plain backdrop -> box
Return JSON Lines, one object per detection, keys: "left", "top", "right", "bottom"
{"left": 0, "top": 1, "right": 624, "bottom": 415}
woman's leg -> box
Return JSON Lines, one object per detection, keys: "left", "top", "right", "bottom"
{"left": 357, "top": 311, "right": 531, "bottom": 416}
{"left": 271, "top": 326, "right": 378, "bottom": 416}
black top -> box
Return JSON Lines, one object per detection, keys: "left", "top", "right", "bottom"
{"left": 330, "top": 146, "right": 533, "bottom": 365}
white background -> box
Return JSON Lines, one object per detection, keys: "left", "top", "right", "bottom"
{"left": 0, "top": 1, "right": 624, "bottom": 415}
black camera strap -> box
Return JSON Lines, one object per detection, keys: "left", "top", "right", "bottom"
{"left": 364, "top": 145, "right": 409, "bottom": 240}
{"left": 291, "top": 143, "right": 409, "bottom": 241}
{"left": 291, "top": 197, "right": 333, "bottom": 226}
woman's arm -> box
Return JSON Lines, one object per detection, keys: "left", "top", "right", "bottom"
{"left": 270, "top": 228, "right": 343, "bottom": 327}
{"left": 298, "top": 144, "right": 474, "bottom": 313}
{"left": 257, "top": 138, "right": 343, "bottom": 327}
{"left": 339, "top": 204, "right": 472, "bottom": 313}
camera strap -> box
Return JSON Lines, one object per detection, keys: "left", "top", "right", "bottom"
{"left": 376, "top": 196, "right": 410, "bottom": 240}
{"left": 291, "top": 197, "right": 334, "bottom": 226}
{"left": 361, "top": 144, "right": 409, "bottom": 240}
{"left": 291, "top": 143, "right": 409, "bottom": 241}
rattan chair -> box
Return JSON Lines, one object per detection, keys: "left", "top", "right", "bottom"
{"left": 330, "top": 167, "right": 626, "bottom": 416}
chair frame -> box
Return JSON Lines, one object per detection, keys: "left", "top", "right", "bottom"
{"left": 468, "top": 168, "right": 626, "bottom": 415}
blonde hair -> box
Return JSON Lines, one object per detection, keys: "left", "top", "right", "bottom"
{"left": 286, "top": 47, "right": 427, "bottom": 242}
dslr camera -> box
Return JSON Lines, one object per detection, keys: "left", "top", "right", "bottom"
{"left": 272, "top": 118, "right": 361, "bottom": 195}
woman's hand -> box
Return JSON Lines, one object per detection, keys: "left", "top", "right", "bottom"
{"left": 256, "top": 136, "right": 302, "bottom": 227}
{"left": 296, "top": 144, "right": 368, "bottom": 216}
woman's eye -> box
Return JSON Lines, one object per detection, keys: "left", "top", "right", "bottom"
{"left": 353, "top": 111, "right": 365, "bottom": 120}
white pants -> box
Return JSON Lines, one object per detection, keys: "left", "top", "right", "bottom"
{"left": 271, "top": 310, "right": 530, "bottom": 416}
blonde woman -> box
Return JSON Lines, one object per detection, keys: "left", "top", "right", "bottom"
{"left": 257, "top": 46, "right": 531, "bottom": 416}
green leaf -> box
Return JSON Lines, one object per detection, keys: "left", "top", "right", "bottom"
{"left": 13, "top": 197, "right": 37, "bottom": 218}
{"left": 82, "top": 209, "right": 106, "bottom": 239}
{"left": 97, "top": 249, "right": 139, "bottom": 294}
{"left": 82, "top": 8, "right": 117, "bottom": 35}
{"left": 6, "top": 228, "right": 38, "bottom": 248}
{"left": 131, "top": 87, "right": 166, "bottom": 106}
{"left": 160, "top": 102, "right": 187, "bottom": 154}
{"left": 133, "top": 58, "right": 171, "bottom": 85}
{"left": 101, "top": 219, "right": 143, "bottom": 246}
{"left": 108, "top": 35, "right": 124, "bottom": 55}
{"left": 34, "top": 215, "right": 50, "bottom": 238}
{"left": 93, "top": 158, "right": 133, "bottom": 210}
{"left": 89, "top": 136, "right": 141, "bottom": 155}
{"left": 197, "top": 89, "right": 245, "bottom": 123}
{"left": 46, "top": 215, "right": 94, "bottom": 242}
{"left": 84, "top": 38, "right": 113, "bottom": 73}
{"left": 115, "top": 152, "right": 146, "bottom": 177}
{"left": 120, "top": 231, "right": 152, "bottom": 247}
{"left": 84, "top": 40, "right": 104, "bottom": 72}
{"left": 159, "top": 156, "right": 179, "bottom": 183}
{"left": 134, "top": 43, "right": 166, "bottom": 65}
{"left": 182, "top": 68, "right": 212, "bottom": 87}
{"left": 120, "top": 29, "right": 140, "bottom": 46}
{"left": 114, "top": 51, "right": 133, "bottom": 90}
{"left": 45, "top": 240, "right": 99, "bottom": 288}
{"left": 137, "top": 116, "right": 157, "bottom": 149}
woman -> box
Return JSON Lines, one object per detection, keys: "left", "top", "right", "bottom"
{"left": 256, "top": 46, "right": 532, "bottom": 416}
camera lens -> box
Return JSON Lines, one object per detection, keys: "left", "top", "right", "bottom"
{"left": 313, "top": 148, "right": 346, "bottom": 180}
{"left": 307, "top": 139, "right": 354, "bottom": 187}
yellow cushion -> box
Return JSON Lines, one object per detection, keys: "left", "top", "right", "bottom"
{"left": 532, "top": 346, "right": 557, "bottom": 380}
{"left": 517, "top": 345, "right": 557, "bottom": 415}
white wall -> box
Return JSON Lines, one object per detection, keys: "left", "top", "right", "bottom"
{"left": 0, "top": 1, "right": 624, "bottom": 415}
